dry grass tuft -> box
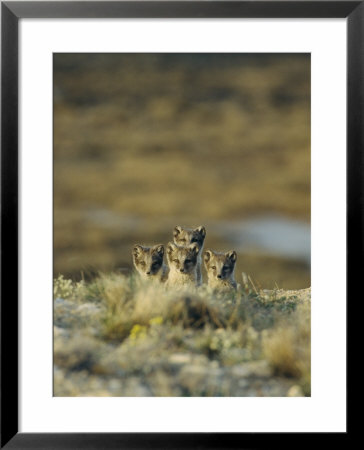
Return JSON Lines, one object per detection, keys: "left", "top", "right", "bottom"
{"left": 167, "top": 295, "right": 225, "bottom": 329}
{"left": 54, "top": 274, "right": 311, "bottom": 396}
{"left": 262, "top": 302, "right": 311, "bottom": 393}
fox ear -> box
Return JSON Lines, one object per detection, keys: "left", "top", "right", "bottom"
{"left": 152, "top": 244, "right": 164, "bottom": 257}
{"left": 189, "top": 243, "right": 199, "bottom": 255}
{"left": 226, "top": 250, "right": 237, "bottom": 263}
{"left": 167, "top": 242, "right": 176, "bottom": 255}
{"left": 133, "top": 245, "right": 143, "bottom": 258}
{"left": 195, "top": 226, "right": 206, "bottom": 238}
{"left": 204, "top": 250, "right": 212, "bottom": 263}
{"left": 173, "top": 226, "right": 182, "bottom": 238}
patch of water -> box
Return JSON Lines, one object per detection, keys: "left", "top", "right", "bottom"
{"left": 210, "top": 216, "right": 310, "bottom": 264}
{"left": 84, "top": 209, "right": 311, "bottom": 264}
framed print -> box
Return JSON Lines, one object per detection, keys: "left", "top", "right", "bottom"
{"left": 1, "top": 1, "right": 358, "bottom": 448}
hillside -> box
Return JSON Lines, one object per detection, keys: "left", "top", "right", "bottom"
{"left": 54, "top": 274, "right": 310, "bottom": 397}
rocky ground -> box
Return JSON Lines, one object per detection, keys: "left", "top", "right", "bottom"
{"left": 53, "top": 275, "right": 310, "bottom": 397}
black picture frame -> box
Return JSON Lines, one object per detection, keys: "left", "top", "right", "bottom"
{"left": 1, "top": 1, "right": 358, "bottom": 448}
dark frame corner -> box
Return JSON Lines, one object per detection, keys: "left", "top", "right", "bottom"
{"left": 1, "top": 1, "right": 359, "bottom": 448}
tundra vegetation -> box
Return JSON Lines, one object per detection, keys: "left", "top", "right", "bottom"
{"left": 54, "top": 273, "right": 310, "bottom": 397}
{"left": 54, "top": 54, "right": 311, "bottom": 396}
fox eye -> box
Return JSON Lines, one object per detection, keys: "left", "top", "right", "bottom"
{"left": 140, "top": 262, "right": 146, "bottom": 266}
{"left": 212, "top": 266, "right": 216, "bottom": 270}
{"left": 173, "top": 259, "right": 179, "bottom": 263}
{"left": 185, "top": 259, "right": 191, "bottom": 264}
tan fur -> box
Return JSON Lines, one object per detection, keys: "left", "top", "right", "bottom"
{"left": 166, "top": 242, "right": 200, "bottom": 289}
{"left": 204, "top": 249, "right": 237, "bottom": 291}
{"left": 173, "top": 225, "right": 206, "bottom": 284}
{"left": 132, "top": 244, "right": 169, "bottom": 282}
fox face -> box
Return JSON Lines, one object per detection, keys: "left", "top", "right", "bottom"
{"left": 173, "top": 226, "right": 206, "bottom": 253}
{"left": 167, "top": 242, "right": 199, "bottom": 274}
{"left": 132, "top": 244, "right": 164, "bottom": 278}
{"left": 204, "top": 250, "right": 237, "bottom": 281}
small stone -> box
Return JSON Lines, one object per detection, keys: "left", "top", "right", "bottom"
{"left": 191, "top": 354, "right": 209, "bottom": 365}
{"left": 231, "top": 360, "right": 272, "bottom": 378}
{"left": 209, "top": 360, "right": 220, "bottom": 369}
{"left": 238, "top": 379, "right": 249, "bottom": 388}
{"left": 54, "top": 326, "right": 68, "bottom": 337}
{"left": 168, "top": 353, "right": 192, "bottom": 365}
{"left": 76, "top": 303, "right": 101, "bottom": 316}
{"left": 287, "top": 385, "right": 304, "bottom": 397}
{"left": 179, "top": 365, "right": 208, "bottom": 392}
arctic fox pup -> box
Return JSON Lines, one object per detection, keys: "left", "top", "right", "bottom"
{"left": 166, "top": 241, "right": 200, "bottom": 289}
{"left": 132, "top": 244, "right": 168, "bottom": 282}
{"left": 173, "top": 225, "right": 206, "bottom": 285}
{"left": 204, "top": 249, "right": 237, "bottom": 291}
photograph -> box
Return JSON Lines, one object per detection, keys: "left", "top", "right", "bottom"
{"left": 53, "top": 53, "right": 311, "bottom": 397}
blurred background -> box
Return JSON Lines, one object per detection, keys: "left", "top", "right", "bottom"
{"left": 54, "top": 53, "right": 310, "bottom": 289}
